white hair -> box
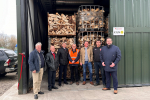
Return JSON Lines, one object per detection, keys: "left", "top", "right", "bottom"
{"left": 35, "top": 42, "right": 42, "bottom": 47}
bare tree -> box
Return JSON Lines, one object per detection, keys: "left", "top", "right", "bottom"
{"left": 0, "top": 33, "right": 17, "bottom": 50}
{"left": 0, "top": 34, "right": 9, "bottom": 48}
{"left": 7, "top": 35, "right": 17, "bottom": 50}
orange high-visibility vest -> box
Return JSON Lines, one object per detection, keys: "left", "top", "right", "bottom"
{"left": 69, "top": 49, "right": 80, "bottom": 64}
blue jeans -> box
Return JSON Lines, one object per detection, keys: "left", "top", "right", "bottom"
{"left": 105, "top": 71, "right": 118, "bottom": 90}
{"left": 82, "top": 61, "right": 92, "bottom": 81}
{"left": 94, "top": 62, "right": 106, "bottom": 85}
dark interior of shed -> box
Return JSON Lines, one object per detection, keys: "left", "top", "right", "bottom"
{"left": 40, "top": 0, "right": 110, "bottom": 17}
{"left": 39, "top": 0, "right": 110, "bottom": 75}
{"left": 34, "top": 0, "right": 110, "bottom": 53}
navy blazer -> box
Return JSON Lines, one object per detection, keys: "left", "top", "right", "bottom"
{"left": 28, "top": 49, "right": 45, "bottom": 73}
{"left": 100, "top": 45, "right": 121, "bottom": 72}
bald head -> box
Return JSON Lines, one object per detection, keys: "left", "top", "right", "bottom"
{"left": 50, "top": 46, "right": 55, "bottom": 53}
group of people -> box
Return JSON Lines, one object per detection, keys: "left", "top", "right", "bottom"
{"left": 28, "top": 37, "right": 121, "bottom": 99}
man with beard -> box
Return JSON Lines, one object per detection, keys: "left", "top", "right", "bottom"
{"left": 93, "top": 40, "right": 106, "bottom": 87}
{"left": 100, "top": 37, "right": 121, "bottom": 94}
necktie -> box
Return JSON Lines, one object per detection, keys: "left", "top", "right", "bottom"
{"left": 52, "top": 53, "right": 55, "bottom": 59}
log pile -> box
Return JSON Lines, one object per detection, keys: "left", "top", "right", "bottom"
{"left": 78, "top": 34, "right": 105, "bottom": 48}
{"left": 49, "top": 37, "right": 75, "bottom": 79}
{"left": 105, "top": 17, "right": 109, "bottom": 34}
{"left": 78, "top": 8, "right": 105, "bottom": 30}
{"left": 48, "top": 13, "right": 76, "bottom": 35}
{"left": 50, "top": 37, "right": 75, "bottom": 53}
{"left": 56, "top": 66, "right": 71, "bottom": 79}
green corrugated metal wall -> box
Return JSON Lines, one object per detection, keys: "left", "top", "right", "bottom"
{"left": 110, "top": 0, "right": 150, "bottom": 87}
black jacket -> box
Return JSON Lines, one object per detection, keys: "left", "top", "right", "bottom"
{"left": 45, "top": 52, "right": 59, "bottom": 71}
{"left": 57, "top": 47, "right": 69, "bottom": 65}
{"left": 93, "top": 46, "right": 102, "bottom": 62}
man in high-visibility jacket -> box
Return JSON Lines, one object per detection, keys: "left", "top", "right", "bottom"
{"left": 68, "top": 44, "right": 80, "bottom": 85}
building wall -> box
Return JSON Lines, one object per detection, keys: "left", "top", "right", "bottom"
{"left": 110, "top": 0, "right": 150, "bottom": 87}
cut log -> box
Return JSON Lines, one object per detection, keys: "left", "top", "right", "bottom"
{"left": 105, "top": 17, "right": 109, "bottom": 34}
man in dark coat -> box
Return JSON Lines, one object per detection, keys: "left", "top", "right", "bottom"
{"left": 93, "top": 40, "right": 106, "bottom": 87}
{"left": 100, "top": 37, "right": 121, "bottom": 94}
{"left": 28, "top": 42, "right": 46, "bottom": 99}
{"left": 45, "top": 46, "right": 59, "bottom": 91}
{"left": 57, "top": 43, "right": 69, "bottom": 86}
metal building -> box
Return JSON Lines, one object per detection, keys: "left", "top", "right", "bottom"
{"left": 16, "top": 0, "right": 150, "bottom": 94}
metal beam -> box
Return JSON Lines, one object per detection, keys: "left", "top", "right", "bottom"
{"left": 16, "top": 0, "right": 28, "bottom": 94}
{"left": 16, "top": 0, "right": 23, "bottom": 94}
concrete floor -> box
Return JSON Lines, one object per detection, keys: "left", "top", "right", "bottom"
{"left": 1, "top": 80, "right": 150, "bottom": 100}
{"left": 1, "top": 73, "right": 150, "bottom": 100}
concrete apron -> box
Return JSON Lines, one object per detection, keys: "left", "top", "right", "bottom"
{"left": 1, "top": 73, "right": 150, "bottom": 100}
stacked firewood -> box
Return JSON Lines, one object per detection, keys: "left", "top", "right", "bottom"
{"left": 56, "top": 66, "right": 71, "bottom": 79}
{"left": 78, "top": 8, "right": 105, "bottom": 30}
{"left": 105, "top": 17, "right": 109, "bottom": 34}
{"left": 49, "top": 37, "right": 75, "bottom": 79}
{"left": 52, "top": 36, "right": 103, "bottom": 79}
{"left": 50, "top": 37, "right": 75, "bottom": 53}
{"left": 48, "top": 13, "right": 76, "bottom": 35}
{"left": 78, "top": 34, "right": 105, "bottom": 48}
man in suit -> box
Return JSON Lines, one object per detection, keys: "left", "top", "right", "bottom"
{"left": 57, "top": 43, "right": 69, "bottom": 86}
{"left": 45, "top": 46, "right": 59, "bottom": 91}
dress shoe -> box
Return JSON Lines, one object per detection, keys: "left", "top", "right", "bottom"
{"left": 38, "top": 91, "right": 44, "bottom": 94}
{"left": 114, "top": 90, "right": 118, "bottom": 94}
{"left": 76, "top": 82, "right": 79, "bottom": 85}
{"left": 102, "top": 88, "right": 111, "bottom": 90}
{"left": 64, "top": 82, "right": 68, "bottom": 84}
{"left": 82, "top": 81, "right": 86, "bottom": 85}
{"left": 94, "top": 83, "right": 100, "bottom": 86}
{"left": 48, "top": 88, "right": 52, "bottom": 91}
{"left": 90, "top": 81, "right": 94, "bottom": 85}
{"left": 34, "top": 94, "right": 38, "bottom": 99}
{"left": 52, "top": 86, "right": 58, "bottom": 89}
{"left": 70, "top": 81, "right": 73, "bottom": 85}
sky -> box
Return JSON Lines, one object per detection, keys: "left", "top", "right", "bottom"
{"left": 0, "top": 0, "right": 17, "bottom": 37}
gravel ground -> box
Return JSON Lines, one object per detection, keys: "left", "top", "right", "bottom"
{"left": 0, "top": 72, "right": 18, "bottom": 96}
